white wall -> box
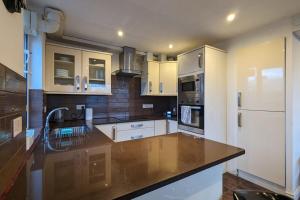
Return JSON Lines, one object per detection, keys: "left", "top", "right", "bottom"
{"left": 291, "top": 34, "right": 300, "bottom": 198}
{"left": 215, "top": 18, "right": 299, "bottom": 196}
{"left": 29, "top": 33, "right": 45, "bottom": 90}
{"left": 0, "top": 2, "right": 24, "bottom": 76}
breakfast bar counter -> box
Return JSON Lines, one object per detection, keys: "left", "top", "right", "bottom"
{"left": 6, "top": 125, "right": 244, "bottom": 200}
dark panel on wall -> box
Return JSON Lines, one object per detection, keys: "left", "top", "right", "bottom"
{"left": 0, "top": 63, "right": 26, "bottom": 197}
{"left": 29, "top": 89, "right": 45, "bottom": 129}
{"left": 47, "top": 76, "right": 177, "bottom": 120}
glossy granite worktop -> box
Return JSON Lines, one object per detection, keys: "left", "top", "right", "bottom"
{"left": 6, "top": 124, "right": 244, "bottom": 200}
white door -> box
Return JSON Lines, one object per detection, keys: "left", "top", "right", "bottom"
{"left": 45, "top": 44, "right": 82, "bottom": 93}
{"left": 159, "top": 62, "right": 177, "bottom": 96}
{"left": 236, "top": 38, "right": 285, "bottom": 111}
{"left": 237, "top": 110, "right": 285, "bottom": 186}
{"left": 82, "top": 51, "right": 112, "bottom": 95}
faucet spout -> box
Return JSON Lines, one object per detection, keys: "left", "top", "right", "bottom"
{"left": 44, "top": 107, "right": 69, "bottom": 143}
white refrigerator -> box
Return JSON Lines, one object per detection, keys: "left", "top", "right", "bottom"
{"left": 236, "top": 37, "right": 286, "bottom": 186}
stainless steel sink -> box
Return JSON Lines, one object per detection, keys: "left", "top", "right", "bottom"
{"left": 51, "top": 126, "right": 89, "bottom": 139}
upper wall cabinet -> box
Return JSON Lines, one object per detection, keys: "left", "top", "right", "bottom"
{"left": 141, "top": 61, "right": 177, "bottom": 96}
{"left": 177, "top": 48, "right": 204, "bottom": 76}
{"left": 45, "top": 44, "right": 112, "bottom": 95}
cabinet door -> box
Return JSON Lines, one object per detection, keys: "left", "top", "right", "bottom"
{"left": 237, "top": 110, "right": 285, "bottom": 186}
{"left": 167, "top": 120, "right": 178, "bottom": 134}
{"left": 236, "top": 38, "right": 285, "bottom": 111}
{"left": 45, "top": 45, "right": 82, "bottom": 93}
{"left": 154, "top": 120, "right": 167, "bottom": 136}
{"left": 148, "top": 61, "right": 160, "bottom": 95}
{"left": 159, "top": 62, "right": 178, "bottom": 96}
{"left": 82, "top": 51, "right": 112, "bottom": 95}
{"left": 178, "top": 48, "right": 204, "bottom": 76}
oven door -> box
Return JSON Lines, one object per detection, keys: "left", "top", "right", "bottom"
{"left": 178, "top": 105, "right": 204, "bottom": 133}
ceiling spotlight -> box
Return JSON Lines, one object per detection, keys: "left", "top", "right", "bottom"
{"left": 226, "top": 13, "right": 236, "bottom": 22}
{"left": 117, "top": 30, "right": 124, "bottom": 37}
{"left": 169, "top": 44, "right": 173, "bottom": 49}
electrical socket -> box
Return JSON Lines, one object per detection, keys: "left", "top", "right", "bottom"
{"left": 143, "top": 104, "right": 154, "bottom": 109}
{"left": 76, "top": 104, "right": 85, "bottom": 110}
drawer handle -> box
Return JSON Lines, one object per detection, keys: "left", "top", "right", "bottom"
{"left": 131, "top": 124, "right": 143, "bottom": 128}
{"left": 131, "top": 135, "right": 143, "bottom": 140}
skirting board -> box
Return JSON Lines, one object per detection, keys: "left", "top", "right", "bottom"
{"left": 227, "top": 170, "right": 295, "bottom": 199}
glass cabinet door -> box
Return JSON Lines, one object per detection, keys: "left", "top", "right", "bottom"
{"left": 82, "top": 51, "right": 111, "bottom": 94}
{"left": 88, "top": 58, "right": 106, "bottom": 87}
{"left": 46, "top": 45, "right": 82, "bottom": 93}
{"left": 54, "top": 53, "right": 75, "bottom": 86}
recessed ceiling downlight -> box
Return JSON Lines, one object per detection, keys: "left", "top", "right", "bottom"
{"left": 169, "top": 44, "right": 173, "bottom": 49}
{"left": 118, "top": 30, "right": 124, "bottom": 37}
{"left": 227, "top": 13, "right": 236, "bottom": 22}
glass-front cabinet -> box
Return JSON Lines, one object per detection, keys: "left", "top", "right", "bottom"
{"left": 45, "top": 44, "right": 111, "bottom": 95}
{"left": 82, "top": 51, "right": 111, "bottom": 94}
{"left": 46, "top": 45, "right": 82, "bottom": 93}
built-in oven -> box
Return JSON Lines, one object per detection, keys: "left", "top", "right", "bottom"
{"left": 178, "top": 73, "right": 204, "bottom": 134}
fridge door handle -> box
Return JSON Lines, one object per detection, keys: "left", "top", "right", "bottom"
{"left": 238, "top": 112, "right": 242, "bottom": 128}
{"left": 238, "top": 92, "right": 242, "bottom": 108}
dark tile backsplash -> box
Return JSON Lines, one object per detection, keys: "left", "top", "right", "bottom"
{"left": 0, "top": 63, "right": 26, "bottom": 196}
{"left": 47, "top": 75, "right": 177, "bottom": 120}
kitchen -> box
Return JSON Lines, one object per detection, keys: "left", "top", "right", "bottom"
{"left": 1, "top": 0, "right": 300, "bottom": 200}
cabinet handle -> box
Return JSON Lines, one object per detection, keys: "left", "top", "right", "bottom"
{"left": 238, "top": 92, "right": 242, "bottom": 108}
{"left": 131, "top": 123, "right": 143, "bottom": 128}
{"left": 83, "top": 76, "right": 88, "bottom": 91}
{"left": 75, "top": 75, "right": 80, "bottom": 91}
{"left": 149, "top": 81, "right": 152, "bottom": 93}
{"left": 160, "top": 82, "right": 163, "bottom": 93}
{"left": 112, "top": 126, "right": 116, "bottom": 140}
{"left": 131, "top": 135, "right": 143, "bottom": 140}
{"left": 238, "top": 112, "right": 242, "bottom": 127}
{"left": 198, "top": 53, "right": 202, "bottom": 69}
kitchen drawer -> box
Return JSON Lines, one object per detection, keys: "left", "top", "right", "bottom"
{"left": 116, "top": 121, "right": 154, "bottom": 131}
{"left": 116, "top": 128, "right": 154, "bottom": 142}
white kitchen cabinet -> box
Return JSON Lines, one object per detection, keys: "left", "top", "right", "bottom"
{"left": 236, "top": 38, "right": 285, "bottom": 111}
{"left": 45, "top": 44, "right": 82, "bottom": 93}
{"left": 116, "top": 128, "right": 155, "bottom": 142}
{"left": 154, "top": 120, "right": 167, "bottom": 136}
{"left": 45, "top": 44, "right": 112, "bottom": 95}
{"left": 204, "top": 46, "right": 227, "bottom": 143}
{"left": 82, "top": 51, "right": 111, "bottom": 95}
{"left": 96, "top": 121, "right": 155, "bottom": 142}
{"left": 177, "top": 48, "right": 204, "bottom": 76}
{"left": 237, "top": 110, "right": 285, "bottom": 186}
{"left": 141, "top": 61, "right": 160, "bottom": 95}
{"left": 141, "top": 61, "right": 177, "bottom": 96}
{"left": 167, "top": 120, "right": 178, "bottom": 134}
{"left": 159, "top": 61, "right": 177, "bottom": 96}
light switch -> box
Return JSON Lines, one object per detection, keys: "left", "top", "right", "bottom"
{"left": 13, "top": 116, "right": 22, "bottom": 137}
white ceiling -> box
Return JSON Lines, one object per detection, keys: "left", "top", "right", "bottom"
{"left": 28, "top": 0, "right": 300, "bottom": 54}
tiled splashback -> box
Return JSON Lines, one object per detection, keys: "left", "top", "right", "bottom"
{"left": 0, "top": 63, "right": 26, "bottom": 196}
{"left": 47, "top": 75, "right": 177, "bottom": 120}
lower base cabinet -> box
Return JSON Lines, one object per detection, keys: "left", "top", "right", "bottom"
{"left": 167, "top": 120, "right": 178, "bottom": 134}
{"left": 96, "top": 120, "right": 170, "bottom": 142}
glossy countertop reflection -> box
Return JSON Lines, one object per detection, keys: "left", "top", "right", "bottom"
{"left": 8, "top": 126, "right": 244, "bottom": 200}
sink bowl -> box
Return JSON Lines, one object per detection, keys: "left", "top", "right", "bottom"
{"left": 51, "top": 126, "right": 89, "bottom": 139}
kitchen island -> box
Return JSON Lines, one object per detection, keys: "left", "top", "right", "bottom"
{"left": 6, "top": 124, "right": 244, "bottom": 200}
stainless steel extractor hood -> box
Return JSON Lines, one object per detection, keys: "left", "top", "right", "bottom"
{"left": 114, "top": 46, "right": 142, "bottom": 77}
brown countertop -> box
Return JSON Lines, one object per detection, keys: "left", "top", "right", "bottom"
{"left": 6, "top": 126, "right": 244, "bottom": 200}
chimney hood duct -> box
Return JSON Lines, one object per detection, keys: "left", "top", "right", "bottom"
{"left": 115, "top": 46, "right": 142, "bottom": 77}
